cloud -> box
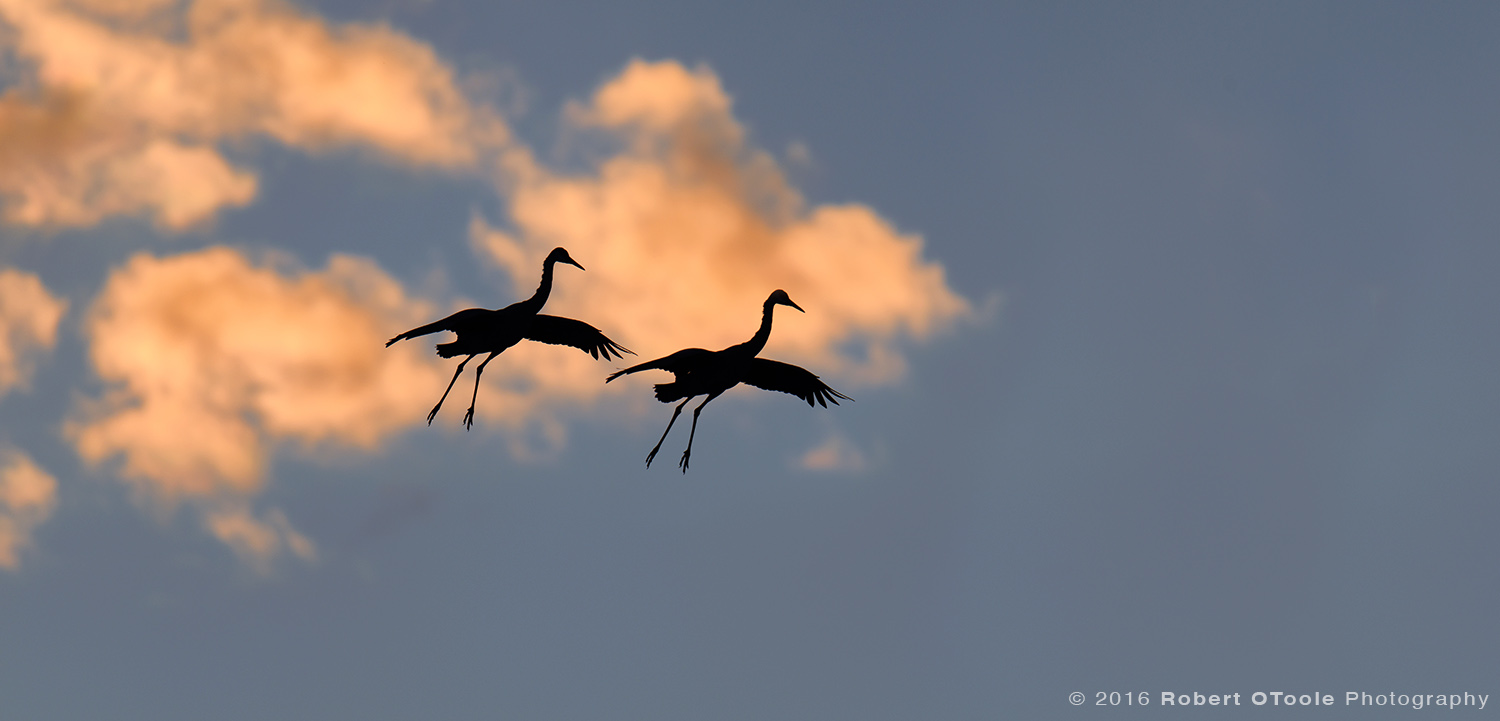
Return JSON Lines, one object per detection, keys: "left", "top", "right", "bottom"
{"left": 0, "top": 448, "right": 58, "bottom": 570}
{"left": 0, "top": 91, "right": 260, "bottom": 228}
{"left": 472, "top": 59, "right": 971, "bottom": 414}
{"left": 52, "top": 57, "right": 973, "bottom": 569}
{"left": 0, "top": 270, "right": 64, "bottom": 571}
{"left": 0, "top": 267, "right": 67, "bottom": 396}
{"left": 0, "top": 0, "right": 505, "bottom": 229}
{"left": 797, "top": 433, "right": 868, "bottom": 473}
{"left": 67, "top": 246, "right": 445, "bottom": 567}
{"left": 204, "top": 502, "right": 316, "bottom": 574}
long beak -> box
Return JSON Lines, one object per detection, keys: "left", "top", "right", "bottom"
{"left": 786, "top": 299, "right": 805, "bottom": 313}
{"left": 563, "top": 258, "right": 585, "bottom": 271}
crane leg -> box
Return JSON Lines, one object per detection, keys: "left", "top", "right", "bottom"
{"left": 428, "top": 356, "right": 472, "bottom": 425}
{"left": 678, "top": 393, "right": 720, "bottom": 473}
{"left": 462, "top": 352, "right": 499, "bottom": 431}
{"left": 646, "top": 398, "right": 691, "bottom": 468}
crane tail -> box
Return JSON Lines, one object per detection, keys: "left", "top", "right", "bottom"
{"left": 385, "top": 318, "right": 451, "bottom": 347}
{"left": 606, "top": 361, "right": 652, "bottom": 383}
{"left": 653, "top": 382, "right": 687, "bottom": 404}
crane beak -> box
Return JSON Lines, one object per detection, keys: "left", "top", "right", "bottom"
{"left": 785, "top": 298, "right": 804, "bottom": 313}
{"left": 562, "top": 257, "right": 585, "bottom": 271}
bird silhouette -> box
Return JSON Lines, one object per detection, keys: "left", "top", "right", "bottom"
{"left": 606, "top": 289, "right": 850, "bottom": 472}
{"left": 387, "top": 247, "right": 631, "bottom": 429}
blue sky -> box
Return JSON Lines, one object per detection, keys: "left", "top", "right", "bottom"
{"left": 2, "top": 1, "right": 1497, "bottom": 718}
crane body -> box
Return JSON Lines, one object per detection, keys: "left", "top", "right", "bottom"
{"left": 388, "top": 247, "right": 631, "bottom": 429}
{"left": 607, "top": 290, "right": 849, "bottom": 471}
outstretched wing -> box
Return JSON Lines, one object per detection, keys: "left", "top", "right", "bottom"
{"left": 605, "top": 348, "right": 714, "bottom": 382}
{"left": 742, "top": 359, "right": 852, "bottom": 408}
{"left": 524, "top": 314, "right": 633, "bottom": 360}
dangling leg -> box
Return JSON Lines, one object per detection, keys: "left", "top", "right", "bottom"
{"left": 646, "top": 398, "right": 691, "bottom": 468}
{"left": 462, "top": 351, "right": 499, "bottom": 430}
{"left": 428, "top": 356, "right": 473, "bottom": 424}
{"left": 679, "top": 392, "right": 722, "bottom": 473}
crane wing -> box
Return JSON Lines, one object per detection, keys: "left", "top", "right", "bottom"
{"left": 524, "top": 315, "right": 633, "bottom": 360}
{"left": 742, "top": 359, "right": 852, "bottom": 408}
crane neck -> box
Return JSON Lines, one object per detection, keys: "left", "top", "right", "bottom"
{"left": 742, "top": 300, "right": 779, "bottom": 356}
{"left": 525, "top": 258, "right": 558, "bottom": 310}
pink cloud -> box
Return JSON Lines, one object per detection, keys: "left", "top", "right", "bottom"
{"left": 0, "top": 267, "right": 67, "bottom": 396}
{"left": 67, "top": 247, "right": 447, "bottom": 567}
{"left": 476, "top": 60, "right": 971, "bottom": 395}
{"left": 0, "top": 0, "right": 505, "bottom": 229}
{"left": 49, "top": 55, "right": 976, "bottom": 566}
{"left": 204, "top": 503, "right": 317, "bottom": 574}
{"left": 797, "top": 433, "right": 869, "bottom": 473}
{"left": 0, "top": 449, "right": 58, "bottom": 570}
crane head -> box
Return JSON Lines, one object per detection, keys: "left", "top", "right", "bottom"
{"left": 546, "top": 247, "right": 585, "bottom": 271}
{"left": 767, "top": 289, "right": 804, "bottom": 313}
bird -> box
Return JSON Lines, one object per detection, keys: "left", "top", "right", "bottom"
{"left": 606, "top": 289, "right": 850, "bottom": 472}
{"left": 386, "top": 247, "right": 631, "bottom": 430}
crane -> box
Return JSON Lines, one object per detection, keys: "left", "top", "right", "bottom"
{"left": 387, "top": 247, "right": 631, "bottom": 429}
{"left": 606, "top": 289, "right": 849, "bottom": 472}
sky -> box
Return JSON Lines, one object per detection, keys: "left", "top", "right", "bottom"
{"left": 1, "top": 1, "right": 1497, "bottom": 718}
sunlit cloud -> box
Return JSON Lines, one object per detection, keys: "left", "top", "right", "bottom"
{"left": 204, "top": 502, "right": 316, "bottom": 574}
{"left": 0, "top": 448, "right": 58, "bottom": 570}
{"left": 0, "top": 0, "right": 506, "bottom": 229}
{"left": 0, "top": 267, "right": 67, "bottom": 396}
{"left": 797, "top": 432, "right": 868, "bottom": 473}
{"left": 0, "top": 270, "right": 65, "bottom": 570}
{"left": 47, "top": 53, "right": 973, "bottom": 568}
{"left": 67, "top": 246, "right": 445, "bottom": 567}
{"left": 69, "top": 247, "right": 444, "bottom": 498}
{"left": 473, "top": 59, "right": 971, "bottom": 420}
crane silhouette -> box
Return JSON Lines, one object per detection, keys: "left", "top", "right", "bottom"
{"left": 387, "top": 247, "right": 631, "bottom": 430}
{"left": 606, "top": 289, "right": 850, "bottom": 472}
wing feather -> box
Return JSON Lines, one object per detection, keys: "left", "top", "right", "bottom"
{"left": 524, "top": 315, "right": 633, "bottom": 360}
{"left": 742, "top": 358, "right": 851, "bottom": 407}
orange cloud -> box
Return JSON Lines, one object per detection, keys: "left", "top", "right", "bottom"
{"left": 797, "top": 432, "right": 869, "bottom": 473}
{"left": 475, "top": 59, "right": 970, "bottom": 402}
{"left": 56, "top": 57, "right": 973, "bottom": 568}
{"left": 0, "top": 448, "right": 58, "bottom": 571}
{"left": 67, "top": 247, "right": 446, "bottom": 566}
{"left": 0, "top": 0, "right": 504, "bottom": 229}
{"left": 0, "top": 267, "right": 67, "bottom": 396}
{"left": 0, "top": 91, "right": 259, "bottom": 228}
{"left": 204, "top": 502, "right": 317, "bottom": 574}
{"left": 70, "top": 247, "right": 445, "bottom": 498}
